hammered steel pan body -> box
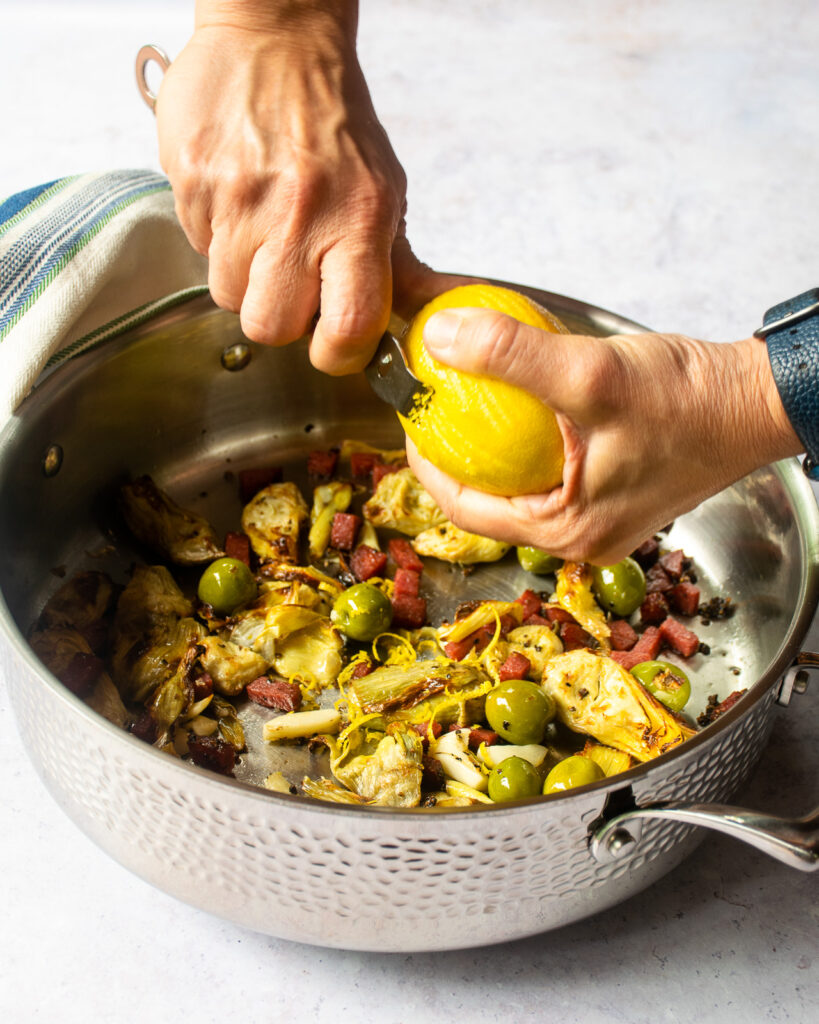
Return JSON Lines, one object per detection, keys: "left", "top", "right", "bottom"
{"left": 1, "top": 288, "right": 817, "bottom": 951}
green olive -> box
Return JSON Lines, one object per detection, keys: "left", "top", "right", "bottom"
{"left": 485, "top": 679, "right": 555, "bottom": 745}
{"left": 542, "top": 754, "right": 605, "bottom": 794}
{"left": 631, "top": 660, "right": 692, "bottom": 712}
{"left": 197, "top": 557, "right": 257, "bottom": 615}
{"left": 516, "top": 546, "right": 563, "bottom": 575}
{"left": 331, "top": 582, "right": 393, "bottom": 642}
{"left": 591, "top": 557, "right": 646, "bottom": 617}
{"left": 488, "top": 755, "right": 542, "bottom": 802}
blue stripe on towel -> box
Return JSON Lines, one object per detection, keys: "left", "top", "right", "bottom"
{"left": 0, "top": 179, "right": 64, "bottom": 230}
{"left": 0, "top": 171, "right": 171, "bottom": 340}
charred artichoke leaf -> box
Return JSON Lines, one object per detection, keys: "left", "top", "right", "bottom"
{"left": 35, "top": 570, "right": 115, "bottom": 644}
{"left": 505, "top": 625, "right": 564, "bottom": 679}
{"left": 553, "top": 562, "right": 611, "bottom": 650}
{"left": 110, "top": 565, "right": 204, "bottom": 702}
{"left": 438, "top": 601, "right": 523, "bottom": 644}
{"left": 28, "top": 626, "right": 128, "bottom": 727}
{"left": 581, "top": 740, "right": 634, "bottom": 778}
{"left": 542, "top": 650, "right": 696, "bottom": 761}
{"left": 362, "top": 467, "right": 446, "bottom": 537}
{"left": 120, "top": 476, "right": 224, "bottom": 565}
{"left": 301, "top": 777, "right": 369, "bottom": 804}
{"left": 413, "top": 521, "right": 510, "bottom": 565}
{"left": 332, "top": 725, "right": 423, "bottom": 807}
{"left": 348, "top": 658, "right": 486, "bottom": 715}
{"left": 272, "top": 618, "right": 343, "bottom": 689}
{"left": 210, "top": 694, "right": 246, "bottom": 751}
{"left": 308, "top": 481, "right": 353, "bottom": 560}
{"left": 198, "top": 634, "right": 269, "bottom": 696}
{"left": 242, "top": 482, "right": 308, "bottom": 564}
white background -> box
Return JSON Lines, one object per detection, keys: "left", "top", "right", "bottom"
{"left": 1, "top": 2, "right": 817, "bottom": 1022}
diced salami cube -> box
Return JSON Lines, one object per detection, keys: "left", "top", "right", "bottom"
{"left": 608, "top": 619, "right": 638, "bottom": 651}
{"left": 640, "top": 592, "right": 670, "bottom": 625}
{"left": 330, "top": 512, "right": 362, "bottom": 551}
{"left": 350, "top": 452, "right": 378, "bottom": 479}
{"left": 388, "top": 538, "right": 425, "bottom": 573}
{"left": 544, "top": 605, "right": 577, "bottom": 624}
{"left": 631, "top": 537, "right": 659, "bottom": 569}
{"left": 632, "top": 624, "right": 664, "bottom": 662}
{"left": 350, "top": 545, "right": 388, "bottom": 581}
{"left": 498, "top": 651, "right": 532, "bottom": 681}
{"left": 523, "top": 612, "right": 551, "bottom": 626}
{"left": 467, "top": 727, "right": 499, "bottom": 750}
{"left": 391, "top": 594, "right": 427, "bottom": 629}
{"left": 422, "top": 754, "right": 447, "bottom": 790}
{"left": 239, "top": 465, "right": 283, "bottom": 503}
{"left": 660, "top": 616, "right": 700, "bottom": 658}
{"left": 372, "top": 461, "right": 399, "bottom": 487}
{"left": 443, "top": 638, "right": 474, "bottom": 661}
{"left": 659, "top": 549, "right": 687, "bottom": 580}
{"left": 645, "top": 563, "right": 674, "bottom": 593}
{"left": 609, "top": 649, "right": 643, "bottom": 670}
{"left": 307, "top": 449, "right": 339, "bottom": 479}
{"left": 393, "top": 567, "right": 421, "bottom": 598}
{"left": 187, "top": 734, "right": 236, "bottom": 776}
{"left": 224, "top": 531, "right": 251, "bottom": 566}
{"left": 516, "top": 588, "right": 542, "bottom": 619}
{"left": 246, "top": 676, "right": 302, "bottom": 712}
{"left": 193, "top": 672, "right": 214, "bottom": 701}
{"left": 560, "top": 622, "right": 593, "bottom": 650}
{"left": 411, "top": 720, "right": 442, "bottom": 741}
{"left": 350, "top": 660, "right": 374, "bottom": 679}
{"left": 668, "top": 581, "right": 701, "bottom": 617}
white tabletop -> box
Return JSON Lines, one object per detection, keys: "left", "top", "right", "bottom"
{"left": 1, "top": 2, "right": 817, "bottom": 1021}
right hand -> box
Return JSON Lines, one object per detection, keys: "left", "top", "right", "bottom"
{"left": 155, "top": 3, "right": 445, "bottom": 374}
{"left": 406, "top": 308, "right": 801, "bottom": 564}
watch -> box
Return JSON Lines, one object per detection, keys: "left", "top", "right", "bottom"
{"left": 754, "top": 287, "right": 819, "bottom": 481}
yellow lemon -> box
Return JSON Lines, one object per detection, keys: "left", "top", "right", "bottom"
{"left": 398, "top": 283, "right": 568, "bottom": 496}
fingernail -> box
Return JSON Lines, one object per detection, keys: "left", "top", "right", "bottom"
{"left": 423, "top": 311, "right": 462, "bottom": 350}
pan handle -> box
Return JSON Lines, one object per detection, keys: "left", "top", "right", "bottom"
{"left": 135, "top": 44, "right": 170, "bottom": 113}
{"left": 590, "top": 802, "right": 818, "bottom": 871}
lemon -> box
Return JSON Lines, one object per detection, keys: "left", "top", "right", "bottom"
{"left": 398, "top": 284, "right": 568, "bottom": 496}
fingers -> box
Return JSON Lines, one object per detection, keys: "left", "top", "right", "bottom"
{"left": 308, "top": 240, "right": 393, "bottom": 375}
{"left": 421, "top": 308, "right": 614, "bottom": 417}
{"left": 390, "top": 235, "right": 474, "bottom": 322}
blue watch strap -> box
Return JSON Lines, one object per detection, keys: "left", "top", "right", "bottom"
{"left": 755, "top": 288, "right": 819, "bottom": 481}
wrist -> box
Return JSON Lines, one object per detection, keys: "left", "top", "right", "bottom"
{"left": 715, "top": 336, "right": 803, "bottom": 473}
{"left": 195, "top": 1, "right": 358, "bottom": 37}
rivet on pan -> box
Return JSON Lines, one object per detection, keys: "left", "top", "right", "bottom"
{"left": 221, "top": 342, "right": 251, "bottom": 372}
{"left": 42, "top": 444, "right": 63, "bottom": 477}
{"left": 605, "top": 828, "right": 636, "bottom": 858}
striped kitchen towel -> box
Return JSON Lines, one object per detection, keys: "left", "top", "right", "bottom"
{"left": 0, "top": 169, "right": 208, "bottom": 422}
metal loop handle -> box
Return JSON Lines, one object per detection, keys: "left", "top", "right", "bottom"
{"left": 591, "top": 802, "right": 819, "bottom": 871}
{"left": 135, "top": 44, "right": 171, "bottom": 113}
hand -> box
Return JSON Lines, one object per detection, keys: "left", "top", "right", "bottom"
{"left": 406, "top": 308, "right": 801, "bottom": 564}
{"left": 155, "top": 2, "right": 440, "bottom": 373}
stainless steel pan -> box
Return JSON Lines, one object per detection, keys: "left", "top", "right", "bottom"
{"left": 1, "top": 285, "right": 817, "bottom": 952}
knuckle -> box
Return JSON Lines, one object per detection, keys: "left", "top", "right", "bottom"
{"left": 472, "top": 313, "right": 526, "bottom": 375}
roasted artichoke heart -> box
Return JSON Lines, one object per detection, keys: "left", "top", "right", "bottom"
{"left": 362, "top": 467, "right": 446, "bottom": 536}
{"left": 34, "top": 570, "right": 115, "bottom": 648}
{"left": 412, "top": 521, "right": 510, "bottom": 564}
{"left": 273, "top": 619, "right": 343, "bottom": 689}
{"left": 198, "top": 635, "right": 269, "bottom": 696}
{"left": 242, "top": 481, "right": 309, "bottom": 563}
{"left": 331, "top": 725, "right": 424, "bottom": 806}
{"left": 553, "top": 562, "right": 611, "bottom": 649}
{"left": 541, "top": 649, "right": 696, "bottom": 761}
{"left": 120, "top": 475, "right": 224, "bottom": 565}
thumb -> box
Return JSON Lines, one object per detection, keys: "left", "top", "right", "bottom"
{"left": 422, "top": 308, "right": 586, "bottom": 409}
